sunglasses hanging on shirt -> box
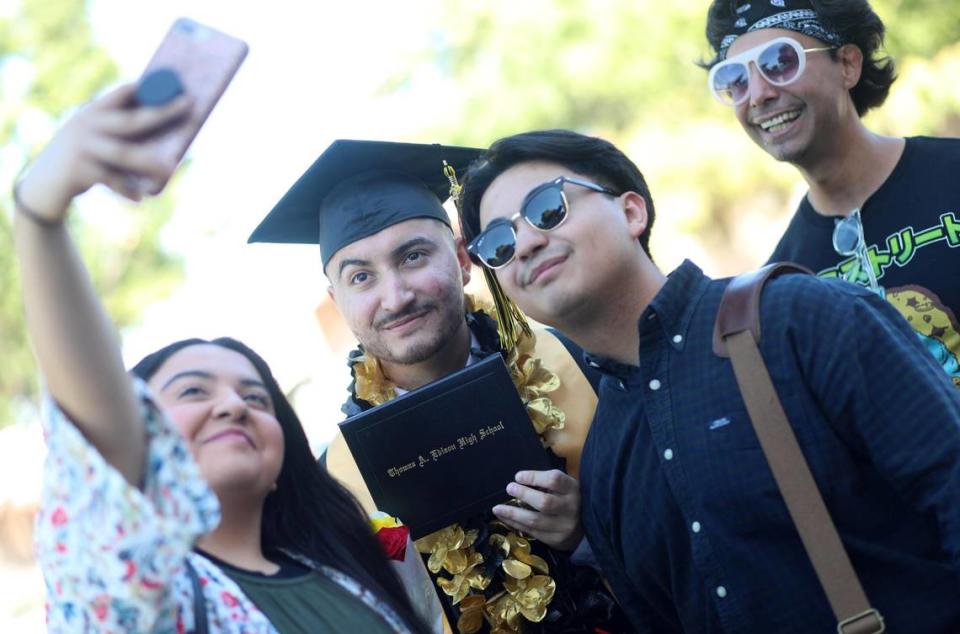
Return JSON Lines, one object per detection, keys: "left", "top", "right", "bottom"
{"left": 832, "top": 208, "right": 881, "bottom": 293}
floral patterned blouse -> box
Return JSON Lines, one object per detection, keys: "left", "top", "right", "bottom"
{"left": 36, "top": 379, "right": 411, "bottom": 633}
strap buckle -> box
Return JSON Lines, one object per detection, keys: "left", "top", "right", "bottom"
{"left": 837, "top": 609, "right": 884, "bottom": 634}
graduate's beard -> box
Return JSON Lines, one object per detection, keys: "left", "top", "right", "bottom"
{"left": 365, "top": 293, "right": 467, "bottom": 366}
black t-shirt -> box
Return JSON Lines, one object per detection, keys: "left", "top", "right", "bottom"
{"left": 769, "top": 136, "right": 960, "bottom": 387}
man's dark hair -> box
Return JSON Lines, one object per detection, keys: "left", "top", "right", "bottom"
{"left": 459, "top": 129, "right": 656, "bottom": 257}
{"left": 703, "top": 0, "right": 897, "bottom": 116}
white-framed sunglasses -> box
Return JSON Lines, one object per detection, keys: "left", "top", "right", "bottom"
{"left": 708, "top": 36, "right": 836, "bottom": 106}
{"left": 832, "top": 208, "right": 880, "bottom": 292}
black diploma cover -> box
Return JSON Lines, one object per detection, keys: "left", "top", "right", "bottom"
{"left": 338, "top": 354, "right": 552, "bottom": 539}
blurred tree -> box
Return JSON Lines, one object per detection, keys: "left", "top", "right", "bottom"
{"left": 385, "top": 0, "right": 960, "bottom": 274}
{"left": 384, "top": 0, "right": 714, "bottom": 141}
{"left": 0, "top": 0, "right": 184, "bottom": 427}
{"left": 872, "top": 0, "right": 960, "bottom": 60}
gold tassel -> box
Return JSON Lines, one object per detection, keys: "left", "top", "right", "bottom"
{"left": 445, "top": 160, "right": 532, "bottom": 352}
{"left": 443, "top": 161, "right": 462, "bottom": 210}
{"left": 482, "top": 267, "right": 532, "bottom": 351}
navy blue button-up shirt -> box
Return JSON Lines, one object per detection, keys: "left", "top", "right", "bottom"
{"left": 580, "top": 260, "right": 960, "bottom": 633}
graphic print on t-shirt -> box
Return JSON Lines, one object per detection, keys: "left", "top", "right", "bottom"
{"left": 818, "top": 211, "right": 960, "bottom": 287}
{"left": 886, "top": 286, "right": 960, "bottom": 387}
{"left": 813, "top": 212, "right": 960, "bottom": 387}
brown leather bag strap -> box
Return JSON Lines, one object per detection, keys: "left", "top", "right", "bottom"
{"left": 713, "top": 263, "right": 884, "bottom": 634}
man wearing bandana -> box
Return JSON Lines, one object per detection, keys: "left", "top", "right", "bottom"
{"left": 703, "top": 0, "right": 960, "bottom": 387}
{"left": 248, "top": 140, "right": 630, "bottom": 633}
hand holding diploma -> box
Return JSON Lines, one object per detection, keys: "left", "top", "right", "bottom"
{"left": 493, "top": 469, "right": 584, "bottom": 551}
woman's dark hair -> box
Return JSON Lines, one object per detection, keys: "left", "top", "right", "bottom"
{"left": 702, "top": 0, "right": 896, "bottom": 116}
{"left": 459, "top": 129, "right": 656, "bottom": 258}
{"left": 132, "top": 337, "right": 426, "bottom": 632}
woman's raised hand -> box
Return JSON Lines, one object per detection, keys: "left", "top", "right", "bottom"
{"left": 16, "top": 82, "right": 192, "bottom": 223}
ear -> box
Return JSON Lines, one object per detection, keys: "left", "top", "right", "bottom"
{"left": 837, "top": 43, "right": 863, "bottom": 90}
{"left": 454, "top": 237, "right": 472, "bottom": 287}
{"left": 326, "top": 284, "right": 337, "bottom": 306}
{"left": 621, "top": 192, "right": 649, "bottom": 240}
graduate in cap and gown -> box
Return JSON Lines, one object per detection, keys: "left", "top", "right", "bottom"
{"left": 249, "top": 140, "right": 631, "bottom": 633}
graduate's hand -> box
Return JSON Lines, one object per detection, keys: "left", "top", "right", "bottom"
{"left": 16, "top": 83, "right": 191, "bottom": 223}
{"left": 492, "top": 469, "right": 583, "bottom": 551}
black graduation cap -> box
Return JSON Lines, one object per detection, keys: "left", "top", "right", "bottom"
{"left": 248, "top": 139, "right": 483, "bottom": 269}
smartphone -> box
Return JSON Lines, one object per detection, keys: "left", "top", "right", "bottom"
{"left": 133, "top": 18, "right": 248, "bottom": 193}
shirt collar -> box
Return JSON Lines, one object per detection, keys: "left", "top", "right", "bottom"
{"left": 586, "top": 259, "right": 710, "bottom": 377}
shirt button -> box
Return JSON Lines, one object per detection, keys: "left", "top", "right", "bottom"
{"left": 588, "top": 360, "right": 600, "bottom": 368}
{"left": 617, "top": 380, "right": 625, "bottom": 390}
{"left": 716, "top": 586, "right": 727, "bottom": 599}
{"left": 672, "top": 334, "right": 683, "bottom": 344}
{"left": 648, "top": 379, "right": 661, "bottom": 391}
{"left": 663, "top": 448, "right": 674, "bottom": 461}
{"left": 692, "top": 521, "right": 701, "bottom": 533}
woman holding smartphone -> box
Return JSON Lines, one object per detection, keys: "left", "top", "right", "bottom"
{"left": 13, "top": 84, "right": 427, "bottom": 633}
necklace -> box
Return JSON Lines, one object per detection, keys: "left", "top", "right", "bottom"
{"left": 351, "top": 294, "right": 566, "bottom": 633}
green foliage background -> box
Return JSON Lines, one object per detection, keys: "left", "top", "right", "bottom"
{"left": 0, "top": 0, "right": 183, "bottom": 428}
{"left": 382, "top": 0, "right": 960, "bottom": 272}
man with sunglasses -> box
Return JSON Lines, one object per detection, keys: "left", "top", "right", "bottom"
{"left": 703, "top": 0, "right": 960, "bottom": 387}
{"left": 459, "top": 128, "right": 960, "bottom": 633}
{"left": 248, "top": 139, "right": 630, "bottom": 633}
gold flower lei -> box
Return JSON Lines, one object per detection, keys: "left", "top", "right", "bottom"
{"left": 351, "top": 295, "right": 566, "bottom": 633}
